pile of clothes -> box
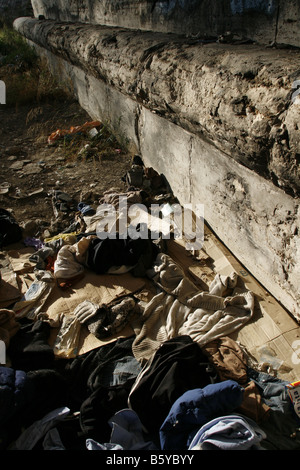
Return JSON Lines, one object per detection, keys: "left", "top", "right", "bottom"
{"left": 1, "top": 331, "right": 300, "bottom": 451}
{"left": 1, "top": 200, "right": 300, "bottom": 451}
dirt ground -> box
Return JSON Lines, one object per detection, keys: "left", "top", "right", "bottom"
{"left": 0, "top": 95, "right": 134, "bottom": 237}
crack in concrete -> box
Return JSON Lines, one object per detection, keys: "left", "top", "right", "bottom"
{"left": 134, "top": 103, "right": 142, "bottom": 153}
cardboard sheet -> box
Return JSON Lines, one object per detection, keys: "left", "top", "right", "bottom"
{"left": 168, "top": 230, "right": 300, "bottom": 383}
{"left": 2, "top": 246, "right": 145, "bottom": 355}
{"left": 0, "top": 251, "right": 24, "bottom": 308}
{"left": 43, "top": 269, "right": 145, "bottom": 354}
{"left": 0, "top": 271, "right": 21, "bottom": 308}
{"left": 6, "top": 248, "right": 36, "bottom": 274}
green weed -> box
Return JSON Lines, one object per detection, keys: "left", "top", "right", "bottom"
{"left": 0, "top": 26, "right": 71, "bottom": 107}
{"left": 0, "top": 25, "right": 36, "bottom": 67}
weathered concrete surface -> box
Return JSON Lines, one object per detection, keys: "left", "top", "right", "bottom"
{"left": 14, "top": 17, "right": 300, "bottom": 319}
{"left": 30, "top": 0, "right": 300, "bottom": 48}
{"left": 15, "top": 18, "right": 300, "bottom": 196}
{"left": 0, "top": 0, "right": 32, "bottom": 25}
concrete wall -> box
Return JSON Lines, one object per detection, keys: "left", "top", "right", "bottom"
{"left": 30, "top": 0, "right": 300, "bottom": 48}
{"left": 14, "top": 16, "right": 300, "bottom": 320}
{"left": 15, "top": 18, "right": 300, "bottom": 197}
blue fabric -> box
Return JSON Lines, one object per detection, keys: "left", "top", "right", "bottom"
{"left": 86, "top": 409, "right": 158, "bottom": 450}
{"left": 247, "top": 368, "right": 300, "bottom": 449}
{"left": 188, "top": 414, "right": 266, "bottom": 450}
{"left": 159, "top": 380, "right": 244, "bottom": 450}
{"left": 0, "top": 366, "right": 30, "bottom": 426}
{"left": 99, "top": 356, "right": 142, "bottom": 388}
{"left": 77, "top": 202, "right": 95, "bottom": 216}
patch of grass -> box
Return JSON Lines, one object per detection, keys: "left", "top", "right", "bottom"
{"left": 0, "top": 25, "right": 36, "bottom": 67}
{"left": 0, "top": 26, "right": 72, "bottom": 107}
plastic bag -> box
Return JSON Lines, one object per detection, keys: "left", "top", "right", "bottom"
{"left": 48, "top": 120, "right": 101, "bottom": 145}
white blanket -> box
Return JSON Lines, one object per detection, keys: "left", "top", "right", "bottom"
{"left": 131, "top": 254, "right": 254, "bottom": 363}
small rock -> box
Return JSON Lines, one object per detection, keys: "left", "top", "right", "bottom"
{"left": 0, "top": 182, "right": 10, "bottom": 194}
{"left": 9, "top": 161, "right": 24, "bottom": 170}
{"left": 43, "top": 229, "right": 51, "bottom": 238}
{"left": 22, "top": 163, "right": 42, "bottom": 175}
{"left": 21, "top": 219, "right": 39, "bottom": 237}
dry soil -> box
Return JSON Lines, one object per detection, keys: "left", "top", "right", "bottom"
{"left": 0, "top": 95, "right": 133, "bottom": 237}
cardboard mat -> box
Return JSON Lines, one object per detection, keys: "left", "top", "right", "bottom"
{"left": 168, "top": 227, "right": 300, "bottom": 383}
{"left": 2, "top": 230, "right": 300, "bottom": 379}
{"left": 43, "top": 270, "right": 145, "bottom": 355}
{"left": 2, "top": 246, "right": 145, "bottom": 356}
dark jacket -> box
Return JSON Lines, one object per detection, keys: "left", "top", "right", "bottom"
{"left": 159, "top": 379, "right": 244, "bottom": 450}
